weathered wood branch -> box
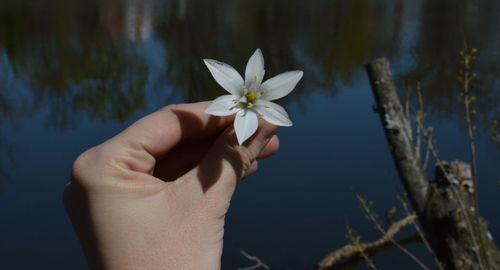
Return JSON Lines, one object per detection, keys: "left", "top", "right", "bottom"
{"left": 318, "top": 214, "right": 417, "bottom": 269}
{"left": 322, "top": 234, "right": 422, "bottom": 270}
{"left": 365, "top": 58, "right": 500, "bottom": 270}
{"left": 366, "top": 59, "right": 429, "bottom": 214}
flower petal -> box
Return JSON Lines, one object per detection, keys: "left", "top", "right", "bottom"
{"left": 245, "top": 48, "right": 265, "bottom": 85}
{"left": 204, "top": 59, "right": 244, "bottom": 95}
{"left": 255, "top": 100, "right": 292, "bottom": 127}
{"left": 261, "top": 70, "right": 303, "bottom": 100}
{"left": 234, "top": 110, "right": 258, "bottom": 145}
{"left": 205, "top": 95, "right": 240, "bottom": 116}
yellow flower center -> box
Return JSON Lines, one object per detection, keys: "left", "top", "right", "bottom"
{"left": 245, "top": 90, "right": 257, "bottom": 104}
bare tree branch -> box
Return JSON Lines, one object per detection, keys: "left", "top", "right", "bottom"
{"left": 318, "top": 214, "right": 417, "bottom": 269}
{"left": 365, "top": 58, "right": 500, "bottom": 270}
{"left": 366, "top": 58, "right": 429, "bottom": 214}
{"left": 238, "top": 249, "right": 270, "bottom": 270}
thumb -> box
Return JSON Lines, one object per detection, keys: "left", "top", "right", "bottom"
{"left": 181, "top": 120, "right": 277, "bottom": 200}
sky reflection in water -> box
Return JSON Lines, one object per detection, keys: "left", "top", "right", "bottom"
{"left": 0, "top": 0, "right": 499, "bottom": 269}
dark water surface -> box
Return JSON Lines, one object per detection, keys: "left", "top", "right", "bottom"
{"left": 1, "top": 0, "right": 499, "bottom": 269}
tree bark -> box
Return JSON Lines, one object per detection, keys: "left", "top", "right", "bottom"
{"left": 365, "top": 58, "right": 500, "bottom": 270}
{"left": 366, "top": 58, "right": 429, "bottom": 214}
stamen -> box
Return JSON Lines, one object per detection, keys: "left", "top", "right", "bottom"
{"left": 245, "top": 91, "right": 257, "bottom": 103}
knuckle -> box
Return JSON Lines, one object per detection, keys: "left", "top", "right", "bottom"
{"left": 160, "top": 104, "right": 181, "bottom": 114}
{"left": 71, "top": 147, "right": 96, "bottom": 179}
{"left": 70, "top": 146, "right": 105, "bottom": 191}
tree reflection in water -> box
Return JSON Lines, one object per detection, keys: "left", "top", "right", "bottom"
{"left": 0, "top": 0, "right": 498, "bottom": 182}
{"left": 401, "top": 0, "right": 500, "bottom": 130}
{"left": 0, "top": 0, "right": 497, "bottom": 124}
{"left": 0, "top": 51, "right": 23, "bottom": 182}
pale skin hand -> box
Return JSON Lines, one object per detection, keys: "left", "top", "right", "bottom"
{"left": 64, "top": 102, "right": 279, "bottom": 270}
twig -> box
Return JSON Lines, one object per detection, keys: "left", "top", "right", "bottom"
{"left": 346, "top": 227, "right": 380, "bottom": 270}
{"left": 414, "top": 84, "right": 432, "bottom": 170}
{"left": 421, "top": 130, "right": 432, "bottom": 170}
{"left": 318, "top": 214, "right": 416, "bottom": 269}
{"left": 397, "top": 194, "right": 445, "bottom": 270}
{"left": 414, "top": 83, "right": 480, "bottom": 257}
{"left": 459, "top": 44, "right": 490, "bottom": 270}
{"left": 421, "top": 126, "right": 486, "bottom": 270}
{"left": 404, "top": 79, "right": 412, "bottom": 132}
{"left": 405, "top": 80, "right": 422, "bottom": 161}
{"left": 357, "top": 196, "right": 431, "bottom": 270}
{"left": 238, "top": 249, "right": 270, "bottom": 270}
{"left": 490, "top": 120, "right": 500, "bottom": 142}
{"left": 409, "top": 67, "right": 487, "bottom": 270}
{"left": 459, "top": 44, "right": 479, "bottom": 212}
{"left": 367, "top": 58, "right": 496, "bottom": 269}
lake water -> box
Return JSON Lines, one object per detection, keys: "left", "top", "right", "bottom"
{"left": 0, "top": 0, "right": 499, "bottom": 269}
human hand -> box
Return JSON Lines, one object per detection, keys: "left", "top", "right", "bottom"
{"left": 64, "top": 102, "right": 279, "bottom": 270}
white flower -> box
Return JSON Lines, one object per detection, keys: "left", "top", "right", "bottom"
{"left": 204, "top": 49, "right": 303, "bottom": 145}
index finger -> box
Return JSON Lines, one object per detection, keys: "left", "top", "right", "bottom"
{"left": 114, "top": 101, "right": 235, "bottom": 157}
